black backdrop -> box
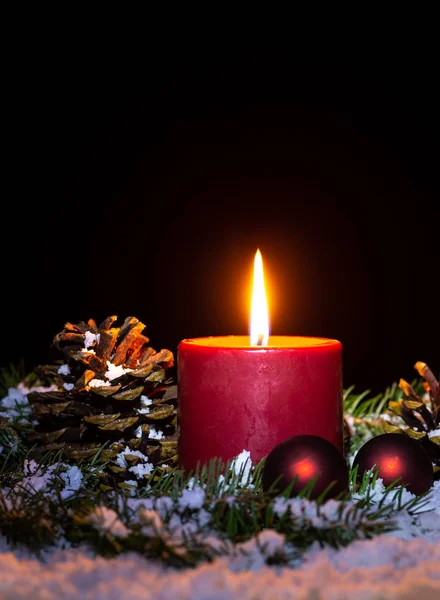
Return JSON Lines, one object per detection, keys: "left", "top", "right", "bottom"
{"left": 3, "top": 48, "right": 438, "bottom": 395}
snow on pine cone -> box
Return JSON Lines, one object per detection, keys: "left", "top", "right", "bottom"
{"left": 27, "top": 316, "right": 178, "bottom": 489}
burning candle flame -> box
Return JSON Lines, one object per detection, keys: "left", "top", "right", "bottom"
{"left": 250, "top": 249, "right": 269, "bottom": 346}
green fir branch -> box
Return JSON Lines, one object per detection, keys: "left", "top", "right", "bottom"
{"left": 0, "top": 365, "right": 436, "bottom": 568}
{"left": 0, "top": 451, "right": 432, "bottom": 567}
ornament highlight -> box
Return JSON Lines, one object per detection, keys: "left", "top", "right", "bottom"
{"left": 261, "top": 434, "right": 349, "bottom": 499}
{"left": 352, "top": 432, "right": 434, "bottom": 496}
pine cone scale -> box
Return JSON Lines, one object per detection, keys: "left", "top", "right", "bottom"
{"left": 96, "top": 329, "right": 119, "bottom": 363}
{"left": 389, "top": 361, "right": 440, "bottom": 471}
{"left": 28, "top": 315, "right": 179, "bottom": 489}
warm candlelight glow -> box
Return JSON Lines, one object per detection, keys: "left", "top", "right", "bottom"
{"left": 250, "top": 249, "right": 269, "bottom": 346}
{"left": 178, "top": 248, "right": 344, "bottom": 469}
{"left": 291, "top": 458, "right": 317, "bottom": 479}
{"left": 383, "top": 456, "right": 401, "bottom": 475}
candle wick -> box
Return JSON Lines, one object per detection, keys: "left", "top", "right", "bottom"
{"left": 256, "top": 334, "right": 264, "bottom": 346}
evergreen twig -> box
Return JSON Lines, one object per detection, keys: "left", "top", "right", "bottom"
{"left": 0, "top": 364, "right": 436, "bottom": 568}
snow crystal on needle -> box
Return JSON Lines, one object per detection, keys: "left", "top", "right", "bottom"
{"left": 231, "top": 450, "right": 253, "bottom": 487}
{"left": 229, "top": 530, "right": 286, "bottom": 572}
{"left": 427, "top": 481, "right": 440, "bottom": 516}
{"left": 155, "top": 496, "right": 174, "bottom": 517}
{"left": 351, "top": 475, "right": 420, "bottom": 507}
{"left": 2, "top": 460, "right": 85, "bottom": 504}
{"left": 1, "top": 387, "right": 29, "bottom": 409}
{"left": 0, "top": 384, "right": 60, "bottom": 424}
{"left": 139, "top": 509, "right": 164, "bottom": 536}
{"left": 124, "top": 480, "right": 139, "bottom": 496}
{"left": 86, "top": 506, "right": 129, "bottom": 538}
{"left": 60, "top": 466, "right": 83, "bottom": 500}
{"left": 22, "top": 460, "right": 58, "bottom": 493}
{"left": 273, "top": 496, "right": 316, "bottom": 521}
{"left": 179, "top": 487, "right": 206, "bottom": 510}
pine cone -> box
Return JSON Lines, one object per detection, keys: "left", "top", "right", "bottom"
{"left": 27, "top": 316, "right": 178, "bottom": 489}
{"left": 383, "top": 361, "right": 440, "bottom": 470}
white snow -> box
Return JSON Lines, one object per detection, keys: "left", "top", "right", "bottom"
{"left": 1, "top": 471, "right": 440, "bottom": 599}
{"left": 105, "top": 360, "right": 133, "bottom": 381}
{"left": 77, "top": 359, "right": 134, "bottom": 387}
{"left": 1, "top": 388, "right": 30, "bottom": 408}
{"left": 115, "top": 446, "right": 152, "bottom": 471}
{"left": 0, "top": 532, "right": 440, "bottom": 599}
{"left": 81, "top": 347, "right": 96, "bottom": 355}
{"left": 129, "top": 461, "right": 154, "bottom": 479}
{"left": 86, "top": 506, "right": 130, "bottom": 538}
{"left": 2, "top": 452, "right": 439, "bottom": 599}
{"left": 138, "top": 508, "right": 164, "bottom": 536}
{"left": 148, "top": 426, "right": 164, "bottom": 440}
{"left": 137, "top": 395, "right": 152, "bottom": 414}
{"left": 1, "top": 460, "right": 84, "bottom": 509}
{"left": 230, "top": 449, "right": 254, "bottom": 487}
{"left": 178, "top": 486, "right": 206, "bottom": 510}
{"left": 60, "top": 465, "right": 83, "bottom": 500}
{"left": 0, "top": 383, "right": 58, "bottom": 424}
{"left": 84, "top": 331, "right": 100, "bottom": 348}
{"left": 2, "top": 384, "right": 440, "bottom": 598}
{"left": 88, "top": 378, "right": 112, "bottom": 388}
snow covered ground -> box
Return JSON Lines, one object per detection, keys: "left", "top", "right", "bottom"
{"left": 1, "top": 479, "right": 440, "bottom": 599}
{"left": 1, "top": 531, "right": 440, "bottom": 599}
{"left": 1, "top": 384, "right": 440, "bottom": 598}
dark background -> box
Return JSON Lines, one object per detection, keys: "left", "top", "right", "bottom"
{"left": 2, "top": 47, "right": 438, "bottom": 395}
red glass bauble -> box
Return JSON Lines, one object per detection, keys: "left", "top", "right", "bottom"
{"left": 262, "top": 434, "right": 349, "bottom": 499}
{"left": 352, "top": 433, "right": 434, "bottom": 496}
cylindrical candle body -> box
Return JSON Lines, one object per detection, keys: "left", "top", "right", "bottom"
{"left": 178, "top": 336, "right": 343, "bottom": 470}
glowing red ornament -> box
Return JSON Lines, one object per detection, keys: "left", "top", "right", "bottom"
{"left": 262, "top": 434, "right": 349, "bottom": 499}
{"left": 352, "top": 433, "right": 434, "bottom": 496}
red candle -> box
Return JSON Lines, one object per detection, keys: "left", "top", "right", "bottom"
{"left": 177, "top": 251, "right": 343, "bottom": 471}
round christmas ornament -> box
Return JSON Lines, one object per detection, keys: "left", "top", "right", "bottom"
{"left": 352, "top": 432, "right": 434, "bottom": 496}
{"left": 262, "top": 434, "right": 349, "bottom": 499}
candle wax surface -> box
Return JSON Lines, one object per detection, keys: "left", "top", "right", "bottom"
{"left": 178, "top": 335, "right": 343, "bottom": 471}
{"left": 181, "top": 335, "right": 339, "bottom": 348}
